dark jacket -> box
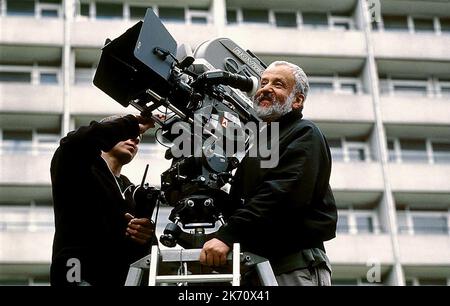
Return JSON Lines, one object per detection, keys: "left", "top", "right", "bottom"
{"left": 216, "top": 109, "right": 337, "bottom": 268}
{"left": 50, "top": 115, "right": 149, "bottom": 286}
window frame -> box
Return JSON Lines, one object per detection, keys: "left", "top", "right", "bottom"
{"left": 329, "top": 16, "right": 354, "bottom": 31}
{"left": 344, "top": 140, "right": 371, "bottom": 163}
{"left": 36, "top": 2, "right": 61, "bottom": 19}
{"left": 398, "top": 209, "right": 450, "bottom": 235}
{"left": 338, "top": 208, "right": 380, "bottom": 234}
{"left": 186, "top": 7, "right": 211, "bottom": 25}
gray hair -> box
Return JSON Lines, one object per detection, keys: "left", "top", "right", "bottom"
{"left": 267, "top": 61, "right": 309, "bottom": 100}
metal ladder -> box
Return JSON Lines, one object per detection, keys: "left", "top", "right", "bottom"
{"left": 125, "top": 243, "right": 278, "bottom": 286}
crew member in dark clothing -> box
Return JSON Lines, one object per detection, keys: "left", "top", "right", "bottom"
{"left": 200, "top": 61, "right": 337, "bottom": 286}
{"left": 50, "top": 114, "right": 155, "bottom": 286}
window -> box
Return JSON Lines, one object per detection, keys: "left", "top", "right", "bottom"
{"left": 0, "top": 71, "right": 31, "bottom": 83}
{"left": 226, "top": 9, "right": 238, "bottom": 24}
{"left": 399, "top": 139, "right": 428, "bottom": 162}
{"left": 383, "top": 15, "right": 408, "bottom": 31}
{"left": 328, "top": 139, "right": 344, "bottom": 161}
{"left": 309, "top": 81, "right": 333, "bottom": 93}
{"left": 3, "top": 130, "right": 32, "bottom": 141}
{"left": 338, "top": 210, "right": 379, "bottom": 234}
{"left": 6, "top": 0, "right": 34, "bottom": 16}
{"left": 242, "top": 9, "right": 268, "bottom": 24}
{"left": 38, "top": 1, "right": 61, "bottom": 18}
{"left": 2, "top": 130, "right": 32, "bottom": 154}
{"left": 440, "top": 85, "right": 450, "bottom": 96}
{"left": 158, "top": 7, "right": 185, "bottom": 23}
{"left": 440, "top": 17, "right": 450, "bottom": 33}
{"left": 405, "top": 279, "right": 415, "bottom": 286}
{"left": 302, "top": 12, "right": 328, "bottom": 28}
{"left": 333, "top": 21, "right": 350, "bottom": 30}
{"left": 340, "top": 83, "right": 358, "bottom": 94}
{"left": 330, "top": 17, "right": 353, "bottom": 30}
{"left": 413, "top": 17, "right": 434, "bottom": 32}
{"left": 387, "top": 139, "right": 397, "bottom": 162}
{"left": 187, "top": 7, "right": 209, "bottom": 24}
{"left": 348, "top": 147, "right": 367, "bottom": 162}
{"left": 356, "top": 215, "right": 374, "bottom": 233}
{"left": 346, "top": 140, "right": 370, "bottom": 162}
{"left": 336, "top": 214, "right": 349, "bottom": 233}
{"left": 412, "top": 215, "right": 448, "bottom": 234}
{"left": 41, "top": 8, "right": 58, "bottom": 17}
{"left": 418, "top": 278, "right": 448, "bottom": 286}
{"left": 433, "top": 142, "right": 450, "bottom": 163}
{"left": 130, "top": 6, "right": 147, "bottom": 20}
{"left": 0, "top": 279, "right": 29, "bottom": 286}
{"left": 393, "top": 84, "right": 427, "bottom": 96}
{"left": 79, "top": 3, "right": 90, "bottom": 17}
{"left": 397, "top": 211, "right": 410, "bottom": 234}
{"left": 191, "top": 16, "right": 206, "bottom": 24}
{"left": 96, "top": 2, "right": 122, "bottom": 19}
{"left": 274, "top": 12, "right": 297, "bottom": 28}
{"left": 75, "top": 68, "right": 94, "bottom": 85}
{"left": 36, "top": 129, "right": 60, "bottom": 153}
{"left": 39, "top": 72, "right": 58, "bottom": 84}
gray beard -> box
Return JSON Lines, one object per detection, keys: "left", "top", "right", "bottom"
{"left": 254, "top": 91, "right": 295, "bottom": 122}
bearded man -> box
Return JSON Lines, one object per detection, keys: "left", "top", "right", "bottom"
{"left": 199, "top": 61, "right": 337, "bottom": 286}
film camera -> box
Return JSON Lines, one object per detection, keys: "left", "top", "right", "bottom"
{"left": 93, "top": 9, "right": 266, "bottom": 249}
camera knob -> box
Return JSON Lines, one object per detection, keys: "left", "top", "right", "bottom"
{"left": 204, "top": 199, "right": 213, "bottom": 207}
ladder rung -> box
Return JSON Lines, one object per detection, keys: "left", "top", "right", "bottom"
{"left": 155, "top": 274, "right": 235, "bottom": 283}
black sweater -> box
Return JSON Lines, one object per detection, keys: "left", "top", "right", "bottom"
{"left": 50, "top": 115, "right": 149, "bottom": 286}
{"left": 216, "top": 110, "right": 337, "bottom": 265}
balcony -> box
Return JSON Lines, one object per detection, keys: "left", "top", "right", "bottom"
{"left": 380, "top": 96, "right": 450, "bottom": 126}
{"left": 71, "top": 20, "right": 217, "bottom": 49}
{"left": 0, "top": 153, "right": 53, "bottom": 185}
{"left": 0, "top": 17, "right": 63, "bottom": 46}
{"left": 398, "top": 235, "right": 450, "bottom": 265}
{"left": 388, "top": 164, "right": 450, "bottom": 193}
{"left": 0, "top": 84, "right": 63, "bottom": 114}
{"left": 330, "top": 162, "right": 384, "bottom": 192}
{"left": 224, "top": 27, "right": 366, "bottom": 58}
{"left": 70, "top": 85, "right": 129, "bottom": 115}
{"left": 304, "top": 93, "right": 374, "bottom": 122}
{"left": 325, "top": 234, "right": 394, "bottom": 265}
{"left": 372, "top": 32, "right": 450, "bottom": 61}
{"left": 0, "top": 232, "right": 53, "bottom": 264}
{"left": 71, "top": 19, "right": 135, "bottom": 48}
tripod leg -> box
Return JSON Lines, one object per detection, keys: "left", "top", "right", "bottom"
{"left": 148, "top": 245, "right": 160, "bottom": 286}
{"left": 255, "top": 261, "right": 278, "bottom": 286}
{"left": 125, "top": 267, "right": 143, "bottom": 286}
{"left": 232, "top": 243, "right": 240, "bottom": 286}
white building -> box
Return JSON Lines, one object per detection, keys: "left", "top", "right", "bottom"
{"left": 0, "top": 0, "right": 449, "bottom": 286}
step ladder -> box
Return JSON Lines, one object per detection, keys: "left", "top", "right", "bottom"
{"left": 125, "top": 243, "right": 278, "bottom": 286}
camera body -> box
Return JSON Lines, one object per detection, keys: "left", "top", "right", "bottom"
{"left": 93, "top": 8, "right": 266, "bottom": 246}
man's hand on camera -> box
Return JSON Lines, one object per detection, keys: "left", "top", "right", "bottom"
{"left": 124, "top": 213, "right": 154, "bottom": 245}
{"left": 134, "top": 115, "right": 155, "bottom": 135}
{"left": 200, "top": 238, "right": 230, "bottom": 267}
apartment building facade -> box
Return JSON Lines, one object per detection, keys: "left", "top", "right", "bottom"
{"left": 1, "top": 0, "right": 449, "bottom": 285}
